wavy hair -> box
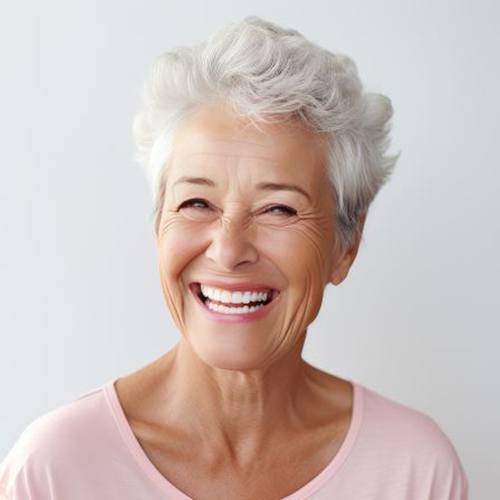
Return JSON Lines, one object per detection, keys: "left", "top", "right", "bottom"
{"left": 132, "top": 16, "right": 400, "bottom": 252}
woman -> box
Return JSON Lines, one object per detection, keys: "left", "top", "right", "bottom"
{"left": 1, "top": 16, "right": 468, "bottom": 500}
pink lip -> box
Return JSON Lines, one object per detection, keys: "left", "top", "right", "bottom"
{"left": 189, "top": 283, "right": 280, "bottom": 323}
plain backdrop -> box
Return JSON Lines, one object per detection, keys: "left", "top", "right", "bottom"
{"left": 1, "top": 0, "right": 499, "bottom": 497}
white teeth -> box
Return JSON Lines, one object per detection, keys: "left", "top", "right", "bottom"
{"left": 206, "top": 300, "right": 264, "bottom": 314}
{"left": 200, "top": 284, "right": 272, "bottom": 305}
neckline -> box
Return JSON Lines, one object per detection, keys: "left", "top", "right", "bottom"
{"left": 103, "top": 375, "right": 364, "bottom": 499}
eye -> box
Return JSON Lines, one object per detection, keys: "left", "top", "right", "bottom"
{"left": 263, "top": 204, "right": 297, "bottom": 216}
{"left": 177, "top": 198, "right": 211, "bottom": 210}
{"left": 176, "top": 199, "right": 297, "bottom": 219}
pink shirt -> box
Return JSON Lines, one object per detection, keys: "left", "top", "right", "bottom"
{"left": 0, "top": 377, "right": 468, "bottom": 499}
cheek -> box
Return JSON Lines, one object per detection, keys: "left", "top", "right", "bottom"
{"left": 258, "top": 220, "right": 332, "bottom": 282}
{"left": 157, "top": 218, "right": 211, "bottom": 334}
{"left": 158, "top": 218, "right": 208, "bottom": 280}
{"left": 258, "top": 222, "right": 332, "bottom": 336}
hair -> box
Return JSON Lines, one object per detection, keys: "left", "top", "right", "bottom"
{"left": 132, "top": 16, "right": 400, "bottom": 253}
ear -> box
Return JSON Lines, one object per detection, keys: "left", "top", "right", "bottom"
{"left": 329, "top": 212, "right": 367, "bottom": 286}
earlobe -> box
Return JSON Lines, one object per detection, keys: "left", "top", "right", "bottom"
{"left": 329, "top": 212, "right": 367, "bottom": 286}
{"left": 329, "top": 257, "right": 350, "bottom": 286}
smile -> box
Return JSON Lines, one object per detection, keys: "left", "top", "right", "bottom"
{"left": 189, "top": 282, "right": 281, "bottom": 321}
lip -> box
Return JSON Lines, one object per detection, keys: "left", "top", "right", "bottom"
{"left": 188, "top": 282, "right": 281, "bottom": 323}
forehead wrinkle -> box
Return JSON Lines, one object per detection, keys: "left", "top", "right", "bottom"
{"left": 171, "top": 154, "right": 316, "bottom": 204}
{"left": 177, "top": 129, "right": 294, "bottom": 161}
{"left": 170, "top": 132, "right": 326, "bottom": 203}
{"left": 185, "top": 151, "right": 281, "bottom": 164}
{"left": 196, "top": 137, "right": 271, "bottom": 148}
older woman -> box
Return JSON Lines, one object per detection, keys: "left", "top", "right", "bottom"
{"left": 1, "top": 16, "right": 468, "bottom": 500}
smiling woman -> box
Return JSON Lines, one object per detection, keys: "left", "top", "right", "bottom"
{"left": 0, "top": 15, "right": 468, "bottom": 500}
{"left": 153, "top": 102, "right": 351, "bottom": 366}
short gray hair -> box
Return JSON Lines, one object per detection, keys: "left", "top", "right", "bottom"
{"left": 132, "top": 16, "right": 400, "bottom": 252}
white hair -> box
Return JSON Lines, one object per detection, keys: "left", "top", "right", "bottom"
{"left": 132, "top": 16, "right": 400, "bottom": 252}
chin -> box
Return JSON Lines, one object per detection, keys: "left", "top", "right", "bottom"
{"left": 187, "top": 333, "right": 274, "bottom": 372}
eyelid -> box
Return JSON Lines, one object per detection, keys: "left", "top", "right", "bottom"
{"left": 177, "top": 198, "right": 211, "bottom": 210}
{"left": 178, "top": 198, "right": 297, "bottom": 216}
{"left": 262, "top": 204, "right": 297, "bottom": 215}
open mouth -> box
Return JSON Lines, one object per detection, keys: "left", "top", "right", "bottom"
{"left": 189, "top": 283, "right": 280, "bottom": 315}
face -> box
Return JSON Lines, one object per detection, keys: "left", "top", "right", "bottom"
{"left": 156, "top": 103, "right": 360, "bottom": 370}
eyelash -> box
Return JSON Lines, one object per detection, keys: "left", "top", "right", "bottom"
{"left": 178, "top": 198, "right": 297, "bottom": 216}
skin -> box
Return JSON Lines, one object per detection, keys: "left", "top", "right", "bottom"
{"left": 116, "top": 102, "right": 366, "bottom": 499}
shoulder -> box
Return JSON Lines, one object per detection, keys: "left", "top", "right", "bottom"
{"left": 353, "top": 383, "right": 469, "bottom": 497}
{"left": 359, "top": 384, "right": 460, "bottom": 455}
{"left": 0, "top": 384, "right": 111, "bottom": 497}
{"left": 4, "top": 384, "right": 108, "bottom": 461}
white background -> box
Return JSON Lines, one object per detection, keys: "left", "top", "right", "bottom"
{"left": 1, "top": 1, "right": 499, "bottom": 497}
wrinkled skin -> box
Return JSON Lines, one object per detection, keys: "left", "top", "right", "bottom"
{"left": 156, "top": 103, "right": 364, "bottom": 371}
{"left": 117, "top": 103, "right": 366, "bottom": 496}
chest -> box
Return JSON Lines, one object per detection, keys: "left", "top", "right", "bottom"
{"left": 131, "top": 419, "right": 348, "bottom": 500}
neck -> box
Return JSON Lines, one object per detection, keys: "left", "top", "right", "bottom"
{"left": 152, "top": 335, "right": 316, "bottom": 466}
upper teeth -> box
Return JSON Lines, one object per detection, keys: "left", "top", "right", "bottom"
{"left": 200, "top": 285, "right": 271, "bottom": 304}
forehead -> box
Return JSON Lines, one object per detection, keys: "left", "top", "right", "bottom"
{"left": 169, "top": 104, "right": 327, "bottom": 176}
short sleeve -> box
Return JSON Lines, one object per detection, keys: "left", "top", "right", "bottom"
{"left": 443, "top": 450, "right": 469, "bottom": 499}
{"left": 426, "top": 416, "right": 469, "bottom": 500}
{"left": 0, "top": 460, "right": 41, "bottom": 500}
{"left": 0, "top": 417, "right": 57, "bottom": 500}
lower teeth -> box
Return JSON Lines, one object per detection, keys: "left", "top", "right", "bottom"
{"left": 205, "top": 299, "right": 265, "bottom": 314}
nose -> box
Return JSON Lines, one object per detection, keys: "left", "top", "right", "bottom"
{"left": 205, "top": 213, "right": 259, "bottom": 271}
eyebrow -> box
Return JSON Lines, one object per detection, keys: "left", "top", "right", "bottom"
{"left": 172, "top": 176, "right": 312, "bottom": 202}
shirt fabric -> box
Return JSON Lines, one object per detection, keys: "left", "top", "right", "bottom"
{"left": 0, "top": 377, "right": 469, "bottom": 499}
